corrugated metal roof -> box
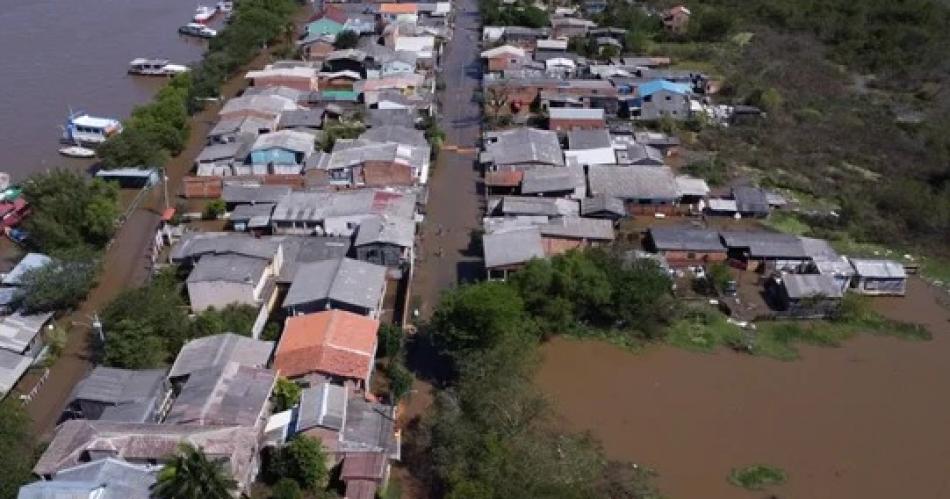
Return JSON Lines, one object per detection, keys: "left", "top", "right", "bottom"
{"left": 483, "top": 227, "right": 545, "bottom": 268}
{"left": 849, "top": 258, "right": 906, "bottom": 279}
{"left": 283, "top": 258, "right": 387, "bottom": 311}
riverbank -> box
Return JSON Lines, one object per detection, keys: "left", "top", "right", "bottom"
{"left": 20, "top": 7, "right": 310, "bottom": 437}
{"left": 537, "top": 277, "right": 950, "bottom": 498}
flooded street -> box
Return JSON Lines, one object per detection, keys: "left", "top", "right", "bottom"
{"left": 0, "top": 0, "right": 215, "bottom": 178}
{"left": 537, "top": 278, "right": 950, "bottom": 498}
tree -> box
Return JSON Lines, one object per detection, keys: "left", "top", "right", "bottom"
{"left": 0, "top": 402, "right": 36, "bottom": 499}
{"left": 377, "top": 323, "right": 404, "bottom": 359}
{"left": 705, "top": 262, "right": 732, "bottom": 295}
{"left": 191, "top": 303, "right": 260, "bottom": 337}
{"left": 387, "top": 361, "right": 414, "bottom": 402}
{"left": 334, "top": 30, "right": 359, "bottom": 49}
{"left": 18, "top": 256, "right": 97, "bottom": 313}
{"left": 203, "top": 199, "right": 226, "bottom": 220}
{"left": 21, "top": 170, "right": 120, "bottom": 253}
{"left": 152, "top": 443, "right": 238, "bottom": 499}
{"left": 272, "top": 377, "right": 302, "bottom": 412}
{"left": 270, "top": 478, "right": 303, "bottom": 499}
{"left": 96, "top": 126, "right": 169, "bottom": 169}
{"left": 268, "top": 436, "right": 329, "bottom": 491}
{"left": 484, "top": 87, "right": 509, "bottom": 123}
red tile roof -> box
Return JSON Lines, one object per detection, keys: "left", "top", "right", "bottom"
{"left": 379, "top": 3, "right": 418, "bottom": 14}
{"left": 275, "top": 310, "right": 379, "bottom": 380}
{"left": 362, "top": 163, "right": 414, "bottom": 187}
{"left": 341, "top": 452, "right": 388, "bottom": 480}
{"left": 485, "top": 170, "right": 524, "bottom": 187}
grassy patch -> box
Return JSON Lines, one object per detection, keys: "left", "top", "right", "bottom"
{"left": 379, "top": 478, "right": 403, "bottom": 499}
{"left": 761, "top": 212, "right": 812, "bottom": 236}
{"left": 666, "top": 307, "right": 745, "bottom": 353}
{"left": 728, "top": 465, "right": 787, "bottom": 490}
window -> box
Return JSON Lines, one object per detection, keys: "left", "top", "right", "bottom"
{"left": 665, "top": 95, "right": 672, "bottom": 101}
{"left": 687, "top": 252, "right": 696, "bottom": 259}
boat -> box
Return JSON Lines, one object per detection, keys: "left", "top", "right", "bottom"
{"left": 62, "top": 111, "right": 123, "bottom": 146}
{"left": 128, "top": 58, "right": 190, "bottom": 76}
{"left": 59, "top": 145, "right": 97, "bottom": 158}
{"left": 216, "top": 1, "right": 233, "bottom": 13}
{"left": 0, "top": 197, "right": 30, "bottom": 230}
{"left": 179, "top": 22, "right": 217, "bottom": 38}
{"left": 5, "top": 227, "right": 28, "bottom": 246}
{"left": 193, "top": 5, "right": 217, "bottom": 23}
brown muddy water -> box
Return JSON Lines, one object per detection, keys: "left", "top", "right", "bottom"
{"left": 537, "top": 278, "right": 950, "bottom": 498}
{"left": 0, "top": 0, "right": 219, "bottom": 179}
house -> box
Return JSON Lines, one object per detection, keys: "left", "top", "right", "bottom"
{"left": 249, "top": 130, "right": 317, "bottom": 174}
{"left": 645, "top": 227, "right": 727, "bottom": 268}
{"left": 766, "top": 273, "right": 844, "bottom": 319}
{"left": 230, "top": 203, "right": 276, "bottom": 233}
{"left": 521, "top": 166, "right": 586, "bottom": 198}
{"left": 493, "top": 196, "right": 579, "bottom": 218}
{"left": 550, "top": 17, "right": 595, "bottom": 39}
{"left": 245, "top": 65, "right": 320, "bottom": 92}
{"left": 634, "top": 131, "right": 681, "bottom": 155}
{"left": 545, "top": 57, "right": 577, "bottom": 77}
{"left": 732, "top": 186, "right": 770, "bottom": 218}
{"left": 379, "top": 2, "right": 419, "bottom": 23}
{"left": 353, "top": 215, "right": 415, "bottom": 269}
{"left": 618, "top": 143, "right": 665, "bottom": 166}
{"left": 548, "top": 107, "right": 606, "bottom": 132}
{"left": 849, "top": 258, "right": 907, "bottom": 296}
{"left": 270, "top": 189, "right": 416, "bottom": 236}
{"left": 800, "top": 237, "right": 854, "bottom": 292}
{"left": 357, "top": 74, "right": 427, "bottom": 106}
{"left": 324, "top": 50, "right": 368, "bottom": 76}
{"left": 319, "top": 138, "right": 430, "bottom": 187}
{"left": 580, "top": 195, "right": 626, "bottom": 221}
{"left": 274, "top": 310, "right": 378, "bottom": 387}
{"left": 168, "top": 333, "right": 274, "bottom": 384}
{"left": 275, "top": 237, "right": 354, "bottom": 284}
{"left": 675, "top": 175, "right": 710, "bottom": 205}
{"left": 219, "top": 94, "right": 300, "bottom": 121}
{"left": 185, "top": 254, "right": 276, "bottom": 313}
{"left": 18, "top": 458, "right": 157, "bottom": 499}
{"left": 65, "top": 367, "right": 169, "bottom": 423}
{"left": 360, "top": 125, "right": 428, "bottom": 148}
{"left": 662, "top": 5, "right": 691, "bottom": 33}
{"left": 2, "top": 253, "right": 51, "bottom": 286}
{"left": 0, "top": 311, "right": 53, "bottom": 358}
{"left": 195, "top": 140, "right": 254, "bottom": 176}
{"left": 33, "top": 420, "right": 262, "bottom": 491}
{"left": 165, "top": 362, "right": 276, "bottom": 426}
{"left": 365, "top": 109, "right": 418, "bottom": 129}
{"left": 282, "top": 257, "right": 387, "bottom": 317}
{"left": 587, "top": 165, "right": 680, "bottom": 214}
{"left": 341, "top": 452, "right": 391, "bottom": 499}
{"left": 628, "top": 80, "right": 692, "bottom": 120}
{"left": 720, "top": 231, "right": 810, "bottom": 271}
{"left": 596, "top": 36, "right": 623, "bottom": 54}
{"left": 278, "top": 108, "right": 326, "bottom": 131}
{"left": 481, "top": 128, "right": 564, "bottom": 171}
{"left": 483, "top": 227, "right": 545, "bottom": 280}
{"left": 480, "top": 45, "right": 528, "bottom": 72}
{"left": 0, "top": 349, "right": 30, "bottom": 398}
{"left": 501, "top": 26, "right": 549, "bottom": 48}
{"left": 564, "top": 129, "right": 615, "bottom": 166}
{"left": 535, "top": 38, "right": 569, "bottom": 52}
{"left": 538, "top": 216, "right": 615, "bottom": 252}
{"left": 394, "top": 36, "right": 436, "bottom": 67}
{"left": 222, "top": 185, "right": 292, "bottom": 210}
{"left": 208, "top": 115, "right": 276, "bottom": 144}
{"left": 170, "top": 232, "right": 282, "bottom": 268}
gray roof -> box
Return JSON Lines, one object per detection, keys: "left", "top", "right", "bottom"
{"left": 720, "top": 231, "right": 809, "bottom": 259}
{"left": 499, "top": 196, "right": 579, "bottom": 217}
{"left": 2, "top": 253, "right": 51, "bottom": 286}
{"left": 283, "top": 258, "right": 387, "bottom": 311}
{"left": 587, "top": 165, "right": 679, "bottom": 200}
{"left": 483, "top": 128, "right": 564, "bottom": 167}
{"left": 365, "top": 109, "right": 417, "bottom": 128}
{"left": 340, "top": 396, "right": 398, "bottom": 455}
{"left": 165, "top": 362, "right": 275, "bottom": 426}
{"left": 19, "top": 458, "right": 156, "bottom": 499}
{"left": 327, "top": 139, "right": 429, "bottom": 172}
{"left": 230, "top": 203, "right": 275, "bottom": 228}
{"left": 580, "top": 195, "right": 625, "bottom": 217}
{"left": 521, "top": 166, "right": 584, "bottom": 194}
{"left": 0, "top": 348, "right": 30, "bottom": 395}
{"left": 782, "top": 273, "right": 844, "bottom": 299}
{"left": 278, "top": 108, "right": 325, "bottom": 129}
{"left": 800, "top": 237, "right": 840, "bottom": 262}
{"left": 196, "top": 141, "right": 252, "bottom": 164}
{"left": 220, "top": 94, "right": 298, "bottom": 117}
{"left": 222, "top": 184, "right": 292, "bottom": 204}
{"left": 0, "top": 311, "right": 53, "bottom": 355}
{"left": 359, "top": 125, "right": 428, "bottom": 147}
{"left": 548, "top": 107, "right": 605, "bottom": 121}
{"left": 732, "top": 186, "right": 770, "bottom": 215}
{"left": 849, "top": 258, "right": 907, "bottom": 279}
{"left": 539, "top": 216, "right": 614, "bottom": 240}
{"left": 567, "top": 129, "right": 611, "bottom": 150}
{"left": 185, "top": 254, "right": 268, "bottom": 285}
{"left": 276, "top": 236, "right": 353, "bottom": 284}
{"left": 251, "top": 129, "right": 316, "bottom": 155}
{"left": 624, "top": 143, "right": 665, "bottom": 165}
{"left": 170, "top": 232, "right": 280, "bottom": 264}
{"left": 296, "top": 381, "right": 347, "bottom": 432}
{"left": 648, "top": 227, "right": 725, "bottom": 252}
{"left": 675, "top": 175, "right": 710, "bottom": 197}
{"left": 209, "top": 115, "right": 276, "bottom": 138}
{"left": 483, "top": 227, "right": 545, "bottom": 268}
{"left": 168, "top": 333, "right": 274, "bottom": 380}
{"left": 354, "top": 215, "right": 415, "bottom": 248}
{"left": 271, "top": 189, "right": 416, "bottom": 225}
{"left": 70, "top": 367, "right": 167, "bottom": 422}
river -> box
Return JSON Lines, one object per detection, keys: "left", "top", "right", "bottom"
{"left": 0, "top": 0, "right": 219, "bottom": 179}
{"left": 537, "top": 278, "right": 950, "bottom": 498}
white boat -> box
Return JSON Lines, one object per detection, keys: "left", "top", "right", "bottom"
{"left": 193, "top": 5, "right": 217, "bottom": 23}
{"left": 179, "top": 22, "right": 217, "bottom": 38}
{"left": 62, "top": 112, "right": 122, "bottom": 146}
{"left": 128, "top": 58, "right": 190, "bottom": 76}
{"left": 216, "top": 1, "right": 233, "bottom": 13}
{"left": 59, "top": 145, "right": 97, "bottom": 158}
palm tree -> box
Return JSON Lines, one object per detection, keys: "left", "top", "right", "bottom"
{"left": 152, "top": 443, "right": 238, "bottom": 499}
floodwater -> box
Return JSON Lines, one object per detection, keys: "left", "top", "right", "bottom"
{"left": 537, "top": 278, "right": 950, "bottom": 498}
{"left": 0, "top": 0, "right": 216, "bottom": 179}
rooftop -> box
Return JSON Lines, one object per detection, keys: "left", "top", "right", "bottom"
{"left": 70, "top": 367, "right": 167, "bottom": 422}
{"left": 483, "top": 128, "right": 564, "bottom": 167}
{"left": 165, "top": 362, "right": 276, "bottom": 426}
{"left": 540, "top": 216, "right": 614, "bottom": 241}
{"left": 185, "top": 254, "right": 269, "bottom": 285}
{"left": 720, "top": 231, "right": 808, "bottom": 259}
{"left": 0, "top": 311, "right": 53, "bottom": 355}
{"left": 587, "top": 165, "right": 679, "bottom": 200}
{"left": 0, "top": 349, "right": 31, "bottom": 395}
{"left": 483, "top": 227, "right": 545, "bottom": 268}
{"left": 850, "top": 258, "right": 907, "bottom": 279}
{"left": 781, "top": 273, "right": 844, "bottom": 299}
{"left": 296, "top": 381, "right": 347, "bottom": 432}
{"left": 548, "top": 107, "right": 606, "bottom": 121}
{"left": 168, "top": 333, "right": 274, "bottom": 380}
{"left": 521, "top": 165, "right": 584, "bottom": 194}
{"left": 354, "top": 215, "right": 415, "bottom": 249}
{"left": 2, "top": 253, "right": 51, "bottom": 286}
{"left": 648, "top": 227, "right": 725, "bottom": 252}
{"left": 222, "top": 184, "right": 292, "bottom": 205}
{"left": 19, "top": 458, "right": 156, "bottom": 499}
{"left": 567, "top": 129, "right": 611, "bottom": 150}
{"left": 275, "top": 310, "right": 379, "bottom": 380}
{"left": 283, "top": 258, "right": 387, "bottom": 312}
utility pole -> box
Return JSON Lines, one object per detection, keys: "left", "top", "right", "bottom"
{"left": 162, "top": 167, "right": 170, "bottom": 211}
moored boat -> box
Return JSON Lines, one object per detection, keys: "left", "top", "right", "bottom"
{"left": 59, "top": 145, "right": 97, "bottom": 158}
{"left": 62, "top": 112, "right": 122, "bottom": 146}
{"left": 179, "top": 22, "right": 217, "bottom": 38}
{"left": 128, "top": 58, "right": 190, "bottom": 76}
{"left": 193, "top": 5, "right": 217, "bottom": 23}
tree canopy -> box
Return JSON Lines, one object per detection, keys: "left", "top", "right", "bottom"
{"left": 152, "top": 443, "right": 237, "bottom": 499}
{"left": 265, "top": 436, "right": 330, "bottom": 491}
{"left": 21, "top": 170, "right": 119, "bottom": 253}
{"left": 17, "top": 254, "right": 98, "bottom": 313}
{"left": 0, "top": 402, "right": 36, "bottom": 499}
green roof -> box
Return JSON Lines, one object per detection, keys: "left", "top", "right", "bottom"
{"left": 305, "top": 18, "right": 344, "bottom": 37}
{"left": 320, "top": 90, "right": 359, "bottom": 102}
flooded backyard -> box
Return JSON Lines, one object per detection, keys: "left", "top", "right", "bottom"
{"left": 537, "top": 278, "right": 950, "bottom": 498}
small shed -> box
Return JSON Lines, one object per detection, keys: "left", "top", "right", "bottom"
{"left": 766, "top": 273, "right": 844, "bottom": 319}
{"left": 849, "top": 258, "right": 907, "bottom": 296}
{"left": 95, "top": 168, "right": 161, "bottom": 189}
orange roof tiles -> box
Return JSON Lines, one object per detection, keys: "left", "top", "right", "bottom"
{"left": 379, "top": 3, "right": 418, "bottom": 14}
{"left": 275, "top": 310, "right": 379, "bottom": 380}
{"left": 485, "top": 170, "right": 524, "bottom": 187}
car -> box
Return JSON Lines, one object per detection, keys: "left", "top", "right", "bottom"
{"left": 179, "top": 23, "right": 217, "bottom": 38}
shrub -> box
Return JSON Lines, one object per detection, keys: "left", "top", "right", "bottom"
{"left": 728, "top": 465, "right": 787, "bottom": 490}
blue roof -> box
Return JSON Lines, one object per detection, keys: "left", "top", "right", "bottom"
{"left": 637, "top": 79, "right": 691, "bottom": 97}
